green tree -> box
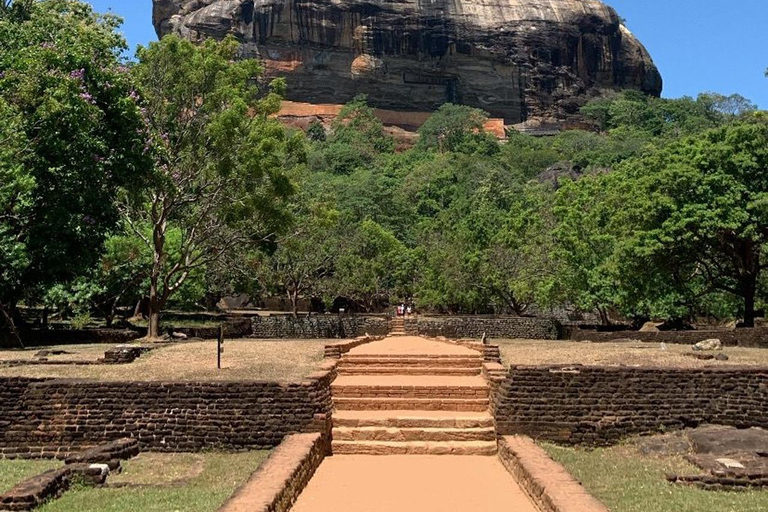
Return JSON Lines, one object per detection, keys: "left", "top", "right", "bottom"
{"left": 417, "top": 103, "right": 498, "bottom": 155}
{"left": 43, "top": 233, "right": 150, "bottom": 327}
{"left": 257, "top": 203, "right": 339, "bottom": 316}
{"left": 310, "top": 95, "right": 394, "bottom": 175}
{"left": 551, "top": 174, "right": 623, "bottom": 325}
{"left": 615, "top": 120, "right": 768, "bottom": 326}
{"left": 333, "top": 220, "right": 411, "bottom": 311}
{"left": 0, "top": 0, "right": 32, "bottom": 20}
{"left": 0, "top": 0, "right": 148, "bottom": 345}
{"left": 124, "top": 35, "right": 302, "bottom": 338}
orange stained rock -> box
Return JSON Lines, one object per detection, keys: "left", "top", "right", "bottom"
{"left": 346, "top": 336, "right": 479, "bottom": 356}
{"left": 290, "top": 455, "right": 539, "bottom": 512}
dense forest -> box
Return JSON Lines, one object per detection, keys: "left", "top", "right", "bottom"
{"left": 2, "top": 1, "right": 767, "bottom": 342}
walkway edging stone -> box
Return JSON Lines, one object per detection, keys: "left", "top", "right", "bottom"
{"left": 218, "top": 433, "right": 325, "bottom": 512}
{"left": 498, "top": 436, "right": 609, "bottom": 512}
{"left": 324, "top": 335, "right": 385, "bottom": 359}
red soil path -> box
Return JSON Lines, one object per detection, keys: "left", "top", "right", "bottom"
{"left": 290, "top": 454, "right": 539, "bottom": 512}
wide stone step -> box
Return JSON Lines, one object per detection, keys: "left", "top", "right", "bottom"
{"left": 338, "top": 366, "right": 481, "bottom": 376}
{"left": 333, "top": 397, "right": 490, "bottom": 412}
{"left": 343, "top": 353, "right": 482, "bottom": 360}
{"left": 331, "top": 440, "right": 498, "bottom": 456}
{"left": 339, "top": 357, "right": 483, "bottom": 369}
{"left": 333, "top": 387, "right": 489, "bottom": 399}
{"left": 333, "top": 426, "right": 497, "bottom": 442}
{"left": 333, "top": 410, "right": 494, "bottom": 429}
{"left": 331, "top": 376, "right": 489, "bottom": 399}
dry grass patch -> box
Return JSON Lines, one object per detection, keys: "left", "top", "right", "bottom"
{"left": 0, "top": 344, "right": 109, "bottom": 362}
{"left": 498, "top": 339, "right": 768, "bottom": 368}
{"left": 542, "top": 442, "right": 768, "bottom": 512}
{"left": 0, "top": 340, "right": 328, "bottom": 382}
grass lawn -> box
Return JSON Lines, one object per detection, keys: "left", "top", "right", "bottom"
{"left": 498, "top": 339, "right": 768, "bottom": 368}
{"left": 0, "top": 459, "right": 61, "bottom": 494}
{"left": 37, "top": 451, "right": 269, "bottom": 512}
{"left": 542, "top": 443, "right": 768, "bottom": 512}
{"left": 0, "top": 340, "right": 327, "bottom": 382}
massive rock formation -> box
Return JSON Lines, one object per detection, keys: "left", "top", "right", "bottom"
{"left": 153, "top": 0, "right": 662, "bottom": 123}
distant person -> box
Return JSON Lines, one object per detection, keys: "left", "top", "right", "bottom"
{"left": 406, "top": 305, "right": 413, "bottom": 316}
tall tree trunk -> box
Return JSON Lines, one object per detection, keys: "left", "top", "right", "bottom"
{"left": 743, "top": 277, "right": 757, "bottom": 328}
{"left": 148, "top": 276, "right": 162, "bottom": 338}
{"left": 0, "top": 303, "right": 25, "bottom": 349}
{"left": 597, "top": 306, "right": 611, "bottom": 326}
{"left": 289, "top": 290, "right": 299, "bottom": 318}
{"left": 148, "top": 204, "right": 167, "bottom": 339}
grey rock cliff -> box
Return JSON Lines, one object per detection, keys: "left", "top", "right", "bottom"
{"left": 153, "top": 0, "right": 662, "bottom": 123}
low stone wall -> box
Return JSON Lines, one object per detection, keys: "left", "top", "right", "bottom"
{"left": 412, "top": 316, "right": 560, "bottom": 340}
{"left": 498, "top": 436, "right": 609, "bottom": 512}
{"left": 0, "top": 367, "right": 336, "bottom": 458}
{"left": 101, "top": 345, "right": 154, "bottom": 364}
{"left": 323, "top": 335, "right": 382, "bottom": 359}
{"left": 218, "top": 433, "right": 326, "bottom": 512}
{"left": 172, "top": 318, "right": 253, "bottom": 339}
{"left": 250, "top": 315, "right": 389, "bottom": 339}
{"left": 569, "top": 327, "right": 768, "bottom": 348}
{"left": 64, "top": 438, "right": 139, "bottom": 469}
{"left": 1, "top": 329, "right": 143, "bottom": 349}
{"left": 0, "top": 464, "right": 107, "bottom": 511}
{"left": 493, "top": 365, "right": 768, "bottom": 446}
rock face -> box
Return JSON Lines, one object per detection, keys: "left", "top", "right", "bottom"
{"left": 153, "top": 0, "right": 662, "bottom": 123}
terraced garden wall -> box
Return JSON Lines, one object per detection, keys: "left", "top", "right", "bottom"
{"left": 493, "top": 365, "right": 768, "bottom": 446}
{"left": 406, "top": 316, "right": 561, "bottom": 340}
{"left": 0, "top": 370, "right": 334, "bottom": 459}
{"left": 250, "top": 315, "right": 389, "bottom": 339}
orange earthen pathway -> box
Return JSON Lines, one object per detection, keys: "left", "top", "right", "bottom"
{"left": 291, "top": 336, "right": 540, "bottom": 511}
{"left": 290, "top": 454, "right": 539, "bottom": 512}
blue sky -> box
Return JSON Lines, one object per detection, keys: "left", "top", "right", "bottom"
{"left": 87, "top": 0, "right": 767, "bottom": 108}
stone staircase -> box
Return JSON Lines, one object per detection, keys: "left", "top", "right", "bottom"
{"left": 331, "top": 338, "right": 496, "bottom": 455}
{"left": 390, "top": 316, "right": 406, "bottom": 336}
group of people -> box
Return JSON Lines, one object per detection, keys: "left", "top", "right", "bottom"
{"left": 396, "top": 303, "right": 414, "bottom": 317}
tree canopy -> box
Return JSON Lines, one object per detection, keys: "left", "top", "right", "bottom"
{"left": 3, "top": 0, "right": 767, "bottom": 335}
{"left": 0, "top": 0, "right": 148, "bottom": 343}
{"left": 124, "top": 35, "right": 302, "bottom": 337}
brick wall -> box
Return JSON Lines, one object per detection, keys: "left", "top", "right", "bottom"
{"left": 412, "top": 316, "right": 560, "bottom": 340}
{"left": 250, "top": 316, "right": 389, "bottom": 339}
{"left": 494, "top": 365, "right": 768, "bottom": 446}
{"left": 219, "top": 433, "right": 326, "bottom": 512}
{"left": 0, "top": 370, "right": 335, "bottom": 458}
{"left": 569, "top": 327, "right": 768, "bottom": 348}
{"left": 1, "top": 329, "right": 143, "bottom": 349}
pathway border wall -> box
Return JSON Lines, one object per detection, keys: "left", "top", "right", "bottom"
{"left": 498, "top": 436, "right": 609, "bottom": 512}
{"left": 493, "top": 365, "right": 768, "bottom": 446}
{"left": 218, "top": 433, "right": 326, "bottom": 512}
{"left": 0, "top": 363, "right": 336, "bottom": 458}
